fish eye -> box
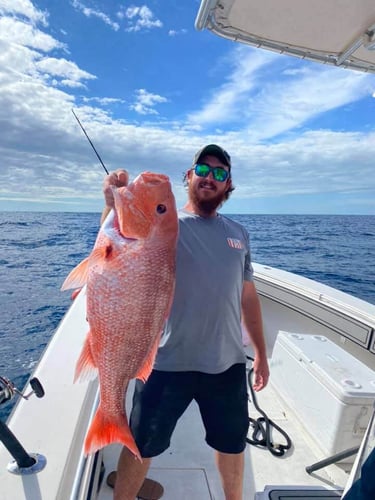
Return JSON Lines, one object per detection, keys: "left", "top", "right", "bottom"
{"left": 156, "top": 204, "right": 167, "bottom": 214}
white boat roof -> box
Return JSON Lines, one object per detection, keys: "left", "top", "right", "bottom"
{"left": 196, "top": 0, "right": 375, "bottom": 74}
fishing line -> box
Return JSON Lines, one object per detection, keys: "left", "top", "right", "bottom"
{"left": 72, "top": 108, "right": 109, "bottom": 175}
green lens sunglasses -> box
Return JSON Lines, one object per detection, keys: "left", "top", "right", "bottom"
{"left": 193, "top": 163, "right": 230, "bottom": 182}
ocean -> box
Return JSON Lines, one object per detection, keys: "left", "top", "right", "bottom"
{"left": 0, "top": 212, "right": 374, "bottom": 422}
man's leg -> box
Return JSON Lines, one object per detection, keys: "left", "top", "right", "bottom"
{"left": 215, "top": 450, "right": 244, "bottom": 500}
{"left": 113, "top": 371, "right": 194, "bottom": 499}
{"left": 113, "top": 446, "right": 151, "bottom": 500}
{"left": 195, "top": 365, "right": 249, "bottom": 500}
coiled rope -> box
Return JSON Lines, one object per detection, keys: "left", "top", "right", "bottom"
{"left": 246, "top": 356, "right": 292, "bottom": 457}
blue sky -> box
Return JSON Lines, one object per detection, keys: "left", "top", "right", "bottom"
{"left": 0, "top": 0, "right": 374, "bottom": 214}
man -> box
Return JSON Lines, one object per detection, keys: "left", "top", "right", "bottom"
{"left": 102, "top": 144, "right": 269, "bottom": 500}
{"left": 342, "top": 448, "right": 375, "bottom": 499}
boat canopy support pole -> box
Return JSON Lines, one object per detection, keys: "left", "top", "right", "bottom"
{"left": 306, "top": 446, "right": 359, "bottom": 474}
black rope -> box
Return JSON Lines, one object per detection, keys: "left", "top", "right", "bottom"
{"left": 246, "top": 356, "right": 292, "bottom": 457}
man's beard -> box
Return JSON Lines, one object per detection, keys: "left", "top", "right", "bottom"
{"left": 188, "top": 183, "right": 227, "bottom": 215}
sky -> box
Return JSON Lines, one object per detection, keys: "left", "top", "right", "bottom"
{"left": 0, "top": 0, "right": 375, "bottom": 214}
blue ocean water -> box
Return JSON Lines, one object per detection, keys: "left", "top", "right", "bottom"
{"left": 0, "top": 212, "right": 374, "bottom": 422}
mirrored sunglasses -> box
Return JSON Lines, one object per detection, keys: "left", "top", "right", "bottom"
{"left": 193, "top": 163, "right": 229, "bottom": 182}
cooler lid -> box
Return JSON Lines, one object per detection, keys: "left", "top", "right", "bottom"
{"left": 277, "top": 332, "right": 375, "bottom": 403}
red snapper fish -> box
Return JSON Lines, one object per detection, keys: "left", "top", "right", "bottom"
{"left": 61, "top": 172, "right": 178, "bottom": 460}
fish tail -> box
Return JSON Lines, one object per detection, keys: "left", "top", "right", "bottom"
{"left": 74, "top": 334, "right": 97, "bottom": 383}
{"left": 84, "top": 406, "right": 141, "bottom": 461}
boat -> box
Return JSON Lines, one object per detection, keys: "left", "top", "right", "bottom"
{"left": 1, "top": 2, "right": 375, "bottom": 499}
{"left": 1, "top": 263, "right": 374, "bottom": 499}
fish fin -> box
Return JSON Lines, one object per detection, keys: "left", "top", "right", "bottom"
{"left": 135, "top": 334, "right": 160, "bottom": 383}
{"left": 61, "top": 257, "right": 90, "bottom": 291}
{"left": 61, "top": 240, "right": 115, "bottom": 292}
{"left": 84, "top": 406, "right": 141, "bottom": 461}
{"left": 74, "top": 333, "right": 98, "bottom": 383}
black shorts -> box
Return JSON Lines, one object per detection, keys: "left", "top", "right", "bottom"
{"left": 129, "top": 363, "right": 249, "bottom": 458}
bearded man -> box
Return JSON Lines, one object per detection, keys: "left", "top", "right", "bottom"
{"left": 102, "top": 144, "right": 269, "bottom": 500}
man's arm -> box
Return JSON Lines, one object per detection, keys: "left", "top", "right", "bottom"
{"left": 241, "top": 280, "right": 269, "bottom": 391}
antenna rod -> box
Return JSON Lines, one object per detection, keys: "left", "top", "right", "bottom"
{"left": 72, "top": 108, "right": 109, "bottom": 175}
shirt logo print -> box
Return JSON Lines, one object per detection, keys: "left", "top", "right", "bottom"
{"left": 227, "top": 237, "right": 244, "bottom": 249}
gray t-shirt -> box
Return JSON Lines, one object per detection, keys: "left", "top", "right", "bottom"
{"left": 154, "top": 209, "right": 254, "bottom": 374}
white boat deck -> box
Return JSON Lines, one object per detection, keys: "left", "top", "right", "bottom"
{"left": 97, "top": 374, "right": 349, "bottom": 499}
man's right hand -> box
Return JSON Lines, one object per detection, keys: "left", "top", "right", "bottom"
{"left": 101, "top": 169, "right": 129, "bottom": 224}
{"left": 103, "top": 170, "right": 129, "bottom": 209}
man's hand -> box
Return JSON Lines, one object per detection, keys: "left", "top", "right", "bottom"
{"left": 101, "top": 170, "right": 129, "bottom": 224}
{"left": 103, "top": 169, "right": 129, "bottom": 209}
{"left": 251, "top": 355, "right": 269, "bottom": 391}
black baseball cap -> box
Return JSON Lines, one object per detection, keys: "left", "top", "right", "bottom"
{"left": 193, "top": 144, "right": 231, "bottom": 170}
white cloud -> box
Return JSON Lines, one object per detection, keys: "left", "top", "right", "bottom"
{"left": 187, "top": 47, "right": 278, "bottom": 126}
{"left": 71, "top": 0, "right": 119, "bottom": 31}
{"left": 36, "top": 57, "right": 96, "bottom": 88}
{"left": 130, "top": 89, "right": 168, "bottom": 115}
{"left": 187, "top": 46, "right": 374, "bottom": 142}
{"left": 244, "top": 65, "right": 371, "bottom": 141}
{"left": 230, "top": 131, "right": 375, "bottom": 200}
{"left": 120, "top": 5, "right": 162, "bottom": 32}
{"left": 0, "top": 11, "right": 94, "bottom": 92}
{"left": 168, "top": 29, "right": 187, "bottom": 36}
{"left": 0, "top": 0, "right": 48, "bottom": 25}
{"left": 0, "top": 17, "right": 66, "bottom": 52}
{"left": 82, "top": 96, "right": 126, "bottom": 106}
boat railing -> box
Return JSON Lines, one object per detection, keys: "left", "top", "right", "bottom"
{"left": 254, "top": 264, "right": 375, "bottom": 326}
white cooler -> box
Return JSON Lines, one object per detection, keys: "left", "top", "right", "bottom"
{"left": 270, "top": 332, "right": 375, "bottom": 462}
